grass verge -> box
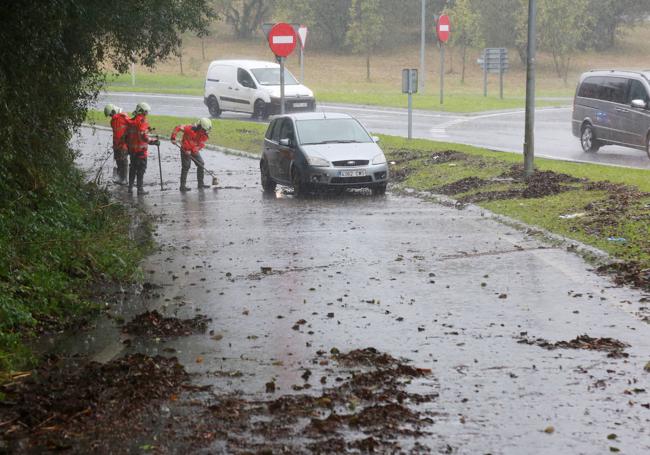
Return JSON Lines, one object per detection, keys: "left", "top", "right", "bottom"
{"left": 0, "top": 168, "right": 152, "bottom": 374}
{"left": 104, "top": 74, "right": 567, "bottom": 113}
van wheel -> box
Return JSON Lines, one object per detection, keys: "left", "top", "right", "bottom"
{"left": 253, "top": 100, "right": 267, "bottom": 120}
{"left": 207, "top": 97, "right": 221, "bottom": 118}
{"left": 260, "top": 160, "right": 276, "bottom": 192}
{"left": 580, "top": 124, "right": 600, "bottom": 153}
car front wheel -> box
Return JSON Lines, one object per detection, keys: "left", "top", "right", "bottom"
{"left": 581, "top": 124, "right": 600, "bottom": 153}
{"left": 291, "top": 166, "right": 309, "bottom": 197}
{"left": 371, "top": 183, "right": 387, "bottom": 196}
{"left": 260, "top": 160, "right": 276, "bottom": 192}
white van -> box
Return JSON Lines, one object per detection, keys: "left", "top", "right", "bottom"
{"left": 204, "top": 59, "right": 316, "bottom": 119}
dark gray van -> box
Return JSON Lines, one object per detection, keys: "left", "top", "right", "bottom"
{"left": 572, "top": 70, "right": 650, "bottom": 158}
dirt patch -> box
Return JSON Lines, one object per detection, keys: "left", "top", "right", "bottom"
{"left": 426, "top": 150, "right": 467, "bottom": 165}
{"left": 0, "top": 354, "right": 188, "bottom": 452}
{"left": 436, "top": 176, "right": 491, "bottom": 195}
{"left": 190, "top": 347, "right": 438, "bottom": 453}
{"left": 390, "top": 165, "right": 415, "bottom": 183}
{"left": 122, "top": 310, "right": 211, "bottom": 337}
{"left": 517, "top": 334, "right": 629, "bottom": 358}
{"left": 597, "top": 262, "right": 650, "bottom": 292}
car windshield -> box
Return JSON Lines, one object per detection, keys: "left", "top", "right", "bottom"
{"left": 296, "top": 118, "right": 373, "bottom": 145}
{"left": 250, "top": 68, "right": 299, "bottom": 86}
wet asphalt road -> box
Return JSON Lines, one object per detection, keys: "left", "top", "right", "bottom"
{"left": 98, "top": 91, "right": 650, "bottom": 170}
{"left": 68, "top": 127, "right": 650, "bottom": 453}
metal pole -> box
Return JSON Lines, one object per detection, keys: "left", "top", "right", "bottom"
{"left": 280, "top": 57, "right": 286, "bottom": 115}
{"left": 156, "top": 140, "right": 164, "bottom": 191}
{"left": 420, "top": 0, "right": 426, "bottom": 93}
{"left": 440, "top": 44, "right": 445, "bottom": 104}
{"left": 408, "top": 91, "right": 413, "bottom": 139}
{"left": 300, "top": 46, "right": 304, "bottom": 83}
{"left": 523, "top": 0, "right": 537, "bottom": 177}
{"left": 500, "top": 69, "right": 504, "bottom": 100}
{"left": 483, "top": 51, "right": 488, "bottom": 97}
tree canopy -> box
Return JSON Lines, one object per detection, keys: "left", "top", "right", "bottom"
{"left": 0, "top": 0, "right": 213, "bottom": 201}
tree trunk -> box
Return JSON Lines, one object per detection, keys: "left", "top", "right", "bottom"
{"left": 448, "top": 46, "right": 454, "bottom": 74}
{"left": 366, "top": 54, "right": 370, "bottom": 82}
{"left": 461, "top": 45, "right": 467, "bottom": 84}
{"left": 201, "top": 38, "right": 206, "bottom": 61}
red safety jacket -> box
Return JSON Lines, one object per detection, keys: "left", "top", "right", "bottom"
{"left": 171, "top": 124, "right": 208, "bottom": 155}
{"left": 125, "top": 114, "right": 151, "bottom": 158}
{"left": 110, "top": 112, "right": 130, "bottom": 151}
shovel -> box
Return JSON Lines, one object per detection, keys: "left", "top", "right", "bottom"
{"left": 175, "top": 144, "right": 218, "bottom": 186}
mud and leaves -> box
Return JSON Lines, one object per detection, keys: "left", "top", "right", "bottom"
{"left": 0, "top": 354, "right": 188, "bottom": 452}
{"left": 122, "top": 310, "right": 211, "bottom": 337}
{"left": 188, "top": 347, "right": 439, "bottom": 453}
{"left": 517, "top": 334, "right": 630, "bottom": 358}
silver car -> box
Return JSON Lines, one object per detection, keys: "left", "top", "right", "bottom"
{"left": 260, "top": 112, "right": 389, "bottom": 195}
{"left": 572, "top": 70, "right": 650, "bottom": 157}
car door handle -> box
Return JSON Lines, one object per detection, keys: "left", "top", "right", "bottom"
{"left": 228, "top": 86, "right": 233, "bottom": 89}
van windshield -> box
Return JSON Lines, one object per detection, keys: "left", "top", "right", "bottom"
{"left": 251, "top": 68, "right": 299, "bottom": 86}
{"left": 296, "top": 119, "right": 373, "bottom": 145}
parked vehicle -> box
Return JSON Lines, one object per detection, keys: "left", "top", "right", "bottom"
{"left": 572, "top": 70, "right": 650, "bottom": 158}
{"left": 260, "top": 113, "right": 389, "bottom": 196}
{"left": 204, "top": 59, "right": 315, "bottom": 119}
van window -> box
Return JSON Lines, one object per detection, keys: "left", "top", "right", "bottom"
{"left": 601, "top": 77, "right": 628, "bottom": 104}
{"left": 237, "top": 68, "right": 256, "bottom": 89}
{"left": 628, "top": 80, "right": 649, "bottom": 104}
{"left": 577, "top": 77, "right": 602, "bottom": 99}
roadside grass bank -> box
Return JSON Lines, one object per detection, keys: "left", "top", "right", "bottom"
{"left": 88, "top": 110, "right": 650, "bottom": 289}
{"left": 0, "top": 168, "right": 152, "bottom": 375}
{"left": 104, "top": 73, "right": 566, "bottom": 113}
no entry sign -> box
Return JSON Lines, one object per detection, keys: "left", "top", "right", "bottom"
{"left": 268, "top": 22, "right": 297, "bottom": 57}
{"left": 436, "top": 14, "right": 450, "bottom": 43}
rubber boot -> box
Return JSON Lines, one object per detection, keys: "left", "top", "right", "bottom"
{"left": 180, "top": 167, "right": 191, "bottom": 192}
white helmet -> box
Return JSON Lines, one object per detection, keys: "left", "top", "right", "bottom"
{"left": 135, "top": 102, "right": 151, "bottom": 115}
{"left": 197, "top": 117, "right": 212, "bottom": 131}
{"left": 104, "top": 104, "right": 120, "bottom": 116}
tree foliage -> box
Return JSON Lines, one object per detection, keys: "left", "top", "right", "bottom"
{"left": 0, "top": 0, "right": 213, "bottom": 202}
{"left": 213, "top": 0, "right": 275, "bottom": 39}
{"left": 345, "top": 0, "right": 385, "bottom": 81}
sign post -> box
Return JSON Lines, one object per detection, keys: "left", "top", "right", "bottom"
{"left": 436, "top": 14, "right": 450, "bottom": 105}
{"left": 267, "top": 23, "right": 298, "bottom": 115}
{"left": 298, "top": 25, "right": 308, "bottom": 83}
{"left": 478, "top": 48, "right": 509, "bottom": 98}
{"left": 402, "top": 69, "right": 418, "bottom": 139}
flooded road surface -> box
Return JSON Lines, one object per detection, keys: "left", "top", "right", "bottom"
{"left": 63, "top": 127, "right": 649, "bottom": 453}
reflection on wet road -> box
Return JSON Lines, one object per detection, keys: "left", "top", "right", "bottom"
{"left": 68, "top": 127, "right": 650, "bottom": 453}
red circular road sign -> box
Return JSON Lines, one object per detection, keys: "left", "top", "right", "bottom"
{"left": 268, "top": 22, "right": 297, "bottom": 57}
{"left": 436, "top": 14, "right": 451, "bottom": 43}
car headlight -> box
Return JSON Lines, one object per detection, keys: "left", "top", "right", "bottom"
{"left": 372, "top": 153, "right": 387, "bottom": 165}
{"left": 306, "top": 155, "right": 330, "bottom": 167}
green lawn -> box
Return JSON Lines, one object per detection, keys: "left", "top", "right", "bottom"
{"left": 104, "top": 73, "right": 569, "bottom": 113}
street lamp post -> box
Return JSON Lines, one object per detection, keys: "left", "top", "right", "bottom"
{"left": 523, "top": 0, "right": 537, "bottom": 177}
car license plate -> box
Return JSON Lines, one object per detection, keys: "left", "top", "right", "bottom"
{"left": 293, "top": 102, "right": 308, "bottom": 108}
{"left": 340, "top": 170, "right": 366, "bottom": 177}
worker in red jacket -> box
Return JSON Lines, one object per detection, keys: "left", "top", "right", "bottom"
{"left": 125, "top": 102, "right": 159, "bottom": 195}
{"left": 104, "top": 104, "right": 130, "bottom": 184}
{"left": 170, "top": 118, "right": 212, "bottom": 192}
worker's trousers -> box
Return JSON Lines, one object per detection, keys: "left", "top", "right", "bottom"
{"left": 128, "top": 152, "right": 147, "bottom": 189}
{"left": 180, "top": 150, "right": 205, "bottom": 188}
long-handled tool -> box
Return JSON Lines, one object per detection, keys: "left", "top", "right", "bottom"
{"left": 155, "top": 136, "right": 165, "bottom": 191}
{"left": 175, "top": 144, "right": 218, "bottom": 186}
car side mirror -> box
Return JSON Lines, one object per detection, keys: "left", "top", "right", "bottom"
{"left": 279, "top": 138, "right": 292, "bottom": 147}
{"left": 631, "top": 99, "right": 647, "bottom": 109}
{"left": 372, "top": 136, "right": 380, "bottom": 143}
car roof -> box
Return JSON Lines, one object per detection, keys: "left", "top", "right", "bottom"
{"left": 580, "top": 69, "right": 650, "bottom": 82}
{"left": 208, "top": 59, "right": 279, "bottom": 70}
{"left": 271, "top": 112, "right": 354, "bottom": 121}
